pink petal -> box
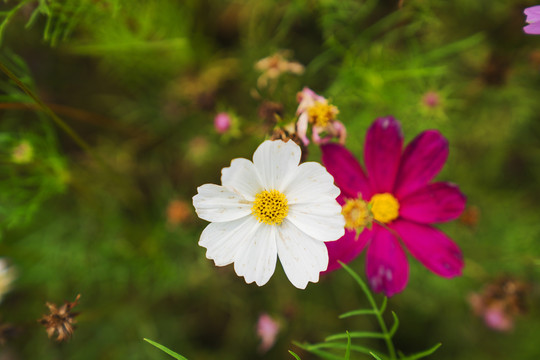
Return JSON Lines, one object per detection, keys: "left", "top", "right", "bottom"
{"left": 524, "top": 22, "right": 540, "bottom": 35}
{"left": 524, "top": 5, "right": 540, "bottom": 21}
{"left": 365, "top": 225, "right": 409, "bottom": 297}
{"left": 391, "top": 219, "right": 464, "bottom": 278}
{"left": 321, "top": 143, "right": 372, "bottom": 200}
{"left": 364, "top": 116, "right": 403, "bottom": 193}
{"left": 394, "top": 130, "right": 449, "bottom": 199}
{"left": 399, "top": 182, "right": 466, "bottom": 224}
{"left": 484, "top": 306, "right": 514, "bottom": 332}
{"left": 324, "top": 228, "right": 373, "bottom": 273}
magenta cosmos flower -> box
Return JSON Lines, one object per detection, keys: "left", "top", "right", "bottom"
{"left": 321, "top": 116, "right": 466, "bottom": 296}
{"left": 524, "top": 6, "right": 540, "bottom": 34}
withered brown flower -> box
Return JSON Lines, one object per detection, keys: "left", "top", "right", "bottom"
{"left": 39, "top": 294, "right": 81, "bottom": 342}
{"left": 269, "top": 124, "right": 308, "bottom": 163}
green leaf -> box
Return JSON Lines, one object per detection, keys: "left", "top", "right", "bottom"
{"left": 400, "top": 343, "right": 442, "bottom": 360}
{"left": 298, "top": 348, "right": 345, "bottom": 360}
{"left": 339, "top": 309, "right": 377, "bottom": 318}
{"left": 344, "top": 331, "right": 351, "bottom": 360}
{"left": 289, "top": 350, "right": 302, "bottom": 360}
{"left": 326, "top": 331, "right": 385, "bottom": 341}
{"left": 297, "top": 341, "right": 376, "bottom": 357}
{"left": 143, "top": 338, "right": 189, "bottom": 360}
{"left": 370, "top": 352, "right": 384, "bottom": 360}
{"left": 379, "top": 296, "right": 388, "bottom": 314}
{"left": 389, "top": 311, "right": 399, "bottom": 338}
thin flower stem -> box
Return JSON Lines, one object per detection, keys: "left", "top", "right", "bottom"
{"left": 339, "top": 262, "right": 397, "bottom": 360}
{"left": 0, "top": 61, "right": 106, "bottom": 168}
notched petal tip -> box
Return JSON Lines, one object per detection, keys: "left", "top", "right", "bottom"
{"left": 524, "top": 22, "right": 540, "bottom": 34}
{"left": 372, "top": 115, "right": 402, "bottom": 133}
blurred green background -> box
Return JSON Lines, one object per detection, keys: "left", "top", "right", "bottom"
{"left": 0, "top": 0, "right": 539, "bottom": 359}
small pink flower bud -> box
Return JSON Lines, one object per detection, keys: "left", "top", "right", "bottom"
{"left": 214, "top": 112, "right": 232, "bottom": 134}
{"left": 422, "top": 91, "right": 440, "bottom": 108}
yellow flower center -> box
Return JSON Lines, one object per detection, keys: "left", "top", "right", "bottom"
{"left": 342, "top": 198, "right": 370, "bottom": 230}
{"left": 252, "top": 190, "right": 289, "bottom": 225}
{"left": 369, "top": 193, "right": 400, "bottom": 224}
{"left": 307, "top": 101, "right": 339, "bottom": 127}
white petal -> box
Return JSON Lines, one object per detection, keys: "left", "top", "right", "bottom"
{"left": 234, "top": 224, "right": 278, "bottom": 286}
{"left": 276, "top": 220, "right": 329, "bottom": 289}
{"left": 284, "top": 162, "right": 340, "bottom": 204}
{"left": 199, "top": 216, "right": 259, "bottom": 266}
{"left": 287, "top": 201, "right": 345, "bottom": 242}
{"left": 193, "top": 184, "right": 252, "bottom": 222}
{"left": 252, "top": 140, "right": 301, "bottom": 191}
{"left": 221, "top": 158, "right": 263, "bottom": 201}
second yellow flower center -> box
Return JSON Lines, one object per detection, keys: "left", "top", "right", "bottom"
{"left": 342, "top": 198, "right": 370, "bottom": 230}
{"left": 369, "top": 193, "right": 400, "bottom": 224}
{"left": 252, "top": 190, "right": 289, "bottom": 225}
{"left": 307, "top": 101, "right": 339, "bottom": 127}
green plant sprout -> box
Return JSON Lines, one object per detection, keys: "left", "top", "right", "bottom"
{"left": 293, "top": 263, "right": 441, "bottom": 360}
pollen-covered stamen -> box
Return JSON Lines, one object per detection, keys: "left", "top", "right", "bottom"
{"left": 342, "top": 198, "right": 371, "bottom": 230}
{"left": 307, "top": 101, "right": 339, "bottom": 127}
{"left": 369, "top": 193, "right": 399, "bottom": 224}
{"left": 252, "top": 190, "right": 289, "bottom": 225}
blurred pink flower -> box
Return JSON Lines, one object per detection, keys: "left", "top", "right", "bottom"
{"left": 468, "top": 277, "right": 528, "bottom": 332}
{"left": 295, "top": 87, "right": 346, "bottom": 146}
{"left": 256, "top": 313, "right": 280, "bottom": 353}
{"left": 421, "top": 91, "right": 440, "bottom": 108}
{"left": 321, "top": 116, "right": 466, "bottom": 297}
{"left": 214, "top": 112, "right": 232, "bottom": 134}
{"left": 524, "top": 6, "right": 540, "bottom": 34}
{"left": 484, "top": 305, "right": 513, "bottom": 331}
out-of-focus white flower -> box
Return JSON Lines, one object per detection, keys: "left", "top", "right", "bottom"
{"left": 257, "top": 313, "right": 280, "bottom": 353}
{"left": 193, "top": 140, "right": 344, "bottom": 289}
{"left": 295, "top": 87, "right": 346, "bottom": 146}
{"left": 0, "top": 259, "right": 16, "bottom": 303}
{"left": 255, "top": 51, "right": 304, "bottom": 89}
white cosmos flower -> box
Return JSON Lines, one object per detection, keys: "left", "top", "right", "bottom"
{"left": 192, "top": 139, "right": 345, "bottom": 289}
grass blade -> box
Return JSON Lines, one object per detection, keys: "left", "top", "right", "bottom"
{"left": 289, "top": 350, "right": 302, "bottom": 360}
{"left": 143, "top": 338, "right": 188, "bottom": 360}
{"left": 400, "top": 343, "right": 442, "bottom": 360}
{"left": 339, "top": 309, "right": 377, "bottom": 318}
{"left": 389, "top": 311, "right": 399, "bottom": 338}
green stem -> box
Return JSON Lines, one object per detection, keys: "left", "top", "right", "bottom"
{"left": 340, "top": 262, "right": 397, "bottom": 360}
